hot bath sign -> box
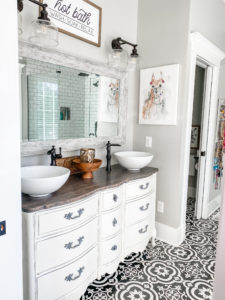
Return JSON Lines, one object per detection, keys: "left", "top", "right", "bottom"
{"left": 42, "top": 0, "right": 102, "bottom": 47}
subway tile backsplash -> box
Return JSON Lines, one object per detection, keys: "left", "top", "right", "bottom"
{"left": 24, "top": 58, "right": 99, "bottom": 141}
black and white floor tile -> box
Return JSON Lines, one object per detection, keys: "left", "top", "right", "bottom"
{"left": 81, "top": 198, "right": 219, "bottom": 300}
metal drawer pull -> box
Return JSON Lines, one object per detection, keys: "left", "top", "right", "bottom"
{"left": 64, "top": 236, "right": 84, "bottom": 250}
{"left": 139, "top": 225, "right": 148, "bottom": 234}
{"left": 112, "top": 218, "right": 118, "bottom": 227}
{"left": 113, "top": 194, "right": 118, "bottom": 202}
{"left": 111, "top": 245, "right": 118, "bottom": 251}
{"left": 65, "top": 266, "right": 85, "bottom": 282}
{"left": 64, "top": 208, "right": 84, "bottom": 220}
{"left": 140, "top": 203, "right": 150, "bottom": 211}
{"left": 139, "top": 183, "right": 149, "bottom": 190}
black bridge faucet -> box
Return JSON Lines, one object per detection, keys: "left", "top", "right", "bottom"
{"left": 106, "top": 141, "right": 121, "bottom": 172}
{"left": 47, "top": 146, "right": 62, "bottom": 166}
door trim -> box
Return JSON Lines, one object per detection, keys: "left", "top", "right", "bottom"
{"left": 180, "top": 33, "right": 225, "bottom": 230}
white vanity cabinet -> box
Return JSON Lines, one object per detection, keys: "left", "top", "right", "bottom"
{"left": 22, "top": 170, "right": 157, "bottom": 300}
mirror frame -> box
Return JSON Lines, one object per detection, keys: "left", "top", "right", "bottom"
{"left": 19, "top": 41, "right": 128, "bottom": 157}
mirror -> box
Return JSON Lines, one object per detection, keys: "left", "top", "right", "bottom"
{"left": 19, "top": 57, "right": 120, "bottom": 142}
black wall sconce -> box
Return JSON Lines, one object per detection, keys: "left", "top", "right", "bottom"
{"left": 109, "top": 37, "right": 140, "bottom": 70}
{"left": 111, "top": 37, "right": 139, "bottom": 58}
{"left": 17, "top": 0, "right": 59, "bottom": 48}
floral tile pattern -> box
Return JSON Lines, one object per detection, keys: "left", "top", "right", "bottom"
{"left": 81, "top": 198, "right": 219, "bottom": 300}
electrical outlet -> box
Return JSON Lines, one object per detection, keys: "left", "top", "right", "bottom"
{"left": 145, "top": 136, "right": 152, "bottom": 148}
{"left": 157, "top": 201, "right": 164, "bottom": 213}
{"left": 0, "top": 221, "right": 6, "bottom": 236}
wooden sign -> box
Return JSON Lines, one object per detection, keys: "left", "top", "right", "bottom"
{"left": 41, "top": 0, "right": 102, "bottom": 47}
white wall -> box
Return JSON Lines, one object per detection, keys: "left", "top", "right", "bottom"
{"left": 0, "top": 2, "right": 23, "bottom": 300}
{"left": 20, "top": 0, "right": 139, "bottom": 167}
{"left": 134, "top": 0, "right": 191, "bottom": 230}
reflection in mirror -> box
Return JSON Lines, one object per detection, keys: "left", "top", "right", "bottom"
{"left": 19, "top": 58, "right": 120, "bottom": 142}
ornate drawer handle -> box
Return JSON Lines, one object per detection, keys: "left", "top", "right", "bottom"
{"left": 139, "top": 203, "right": 150, "bottom": 211}
{"left": 139, "top": 183, "right": 149, "bottom": 190}
{"left": 64, "top": 208, "right": 84, "bottom": 220}
{"left": 111, "top": 245, "right": 118, "bottom": 251}
{"left": 113, "top": 194, "right": 118, "bottom": 202}
{"left": 139, "top": 225, "right": 148, "bottom": 234}
{"left": 112, "top": 217, "right": 118, "bottom": 227}
{"left": 64, "top": 236, "right": 84, "bottom": 250}
{"left": 65, "top": 266, "right": 85, "bottom": 282}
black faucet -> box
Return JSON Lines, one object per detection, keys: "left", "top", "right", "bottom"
{"left": 106, "top": 141, "right": 121, "bottom": 172}
{"left": 47, "top": 146, "right": 62, "bottom": 166}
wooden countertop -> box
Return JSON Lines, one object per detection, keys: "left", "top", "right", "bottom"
{"left": 22, "top": 165, "right": 158, "bottom": 213}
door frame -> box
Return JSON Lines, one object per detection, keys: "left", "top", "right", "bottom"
{"left": 181, "top": 33, "right": 225, "bottom": 227}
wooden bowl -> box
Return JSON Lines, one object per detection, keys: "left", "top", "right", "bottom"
{"left": 73, "top": 157, "right": 102, "bottom": 179}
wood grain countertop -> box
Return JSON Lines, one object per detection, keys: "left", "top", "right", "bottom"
{"left": 22, "top": 164, "right": 158, "bottom": 213}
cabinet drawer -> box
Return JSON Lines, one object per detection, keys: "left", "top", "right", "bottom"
{"left": 126, "top": 193, "right": 155, "bottom": 226}
{"left": 37, "top": 194, "right": 98, "bottom": 236}
{"left": 125, "top": 218, "right": 153, "bottom": 249}
{"left": 100, "top": 208, "right": 122, "bottom": 239}
{"left": 37, "top": 247, "right": 97, "bottom": 300}
{"left": 100, "top": 187, "right": 122, "bottom": 212}
{"left": 36, "top": 218, "right": 98, "bottom": 274}
{"left": 100, "top": 234, "right": 122, "bottom": 266}
{"left": 125, "top": 176, "right": 154, "bottom": 200}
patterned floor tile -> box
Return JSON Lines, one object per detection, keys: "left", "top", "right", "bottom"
{"left": 81, "top": 198, "right": 219, "bottom": 300}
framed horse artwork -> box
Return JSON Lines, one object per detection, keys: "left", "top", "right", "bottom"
{"left": 139, "top": 64, "right": 179, "bottom": 125}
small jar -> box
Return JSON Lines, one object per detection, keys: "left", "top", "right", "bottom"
{"left": 80, "top": 148, "right": 95, "bottom": 163}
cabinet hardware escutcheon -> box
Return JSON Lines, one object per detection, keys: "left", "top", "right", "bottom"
{"left": 64, "top": 236, "right": 84, "bottom": 250}
{"left": 112, "top": 218, "right": 118, "bottom": 227}
{"left": 65, "top": 266, "right": 85, "bottom": 282}
{"left": 64, "top": 208, "right": 85, "bottom": 220}
{"left": 139, "top": 203, "right": 150, "bottom": 211}
{"left": 139, "top": 183, "right": 149, "bottom": 190}
{"left": 111, "top": 245, "right": 118, "bottom": 251}
{"left": 139, "top": 225, "right": 148, "bottom": 234}
{"left": 113, "top": 194, "right": 118, "bottom": 202}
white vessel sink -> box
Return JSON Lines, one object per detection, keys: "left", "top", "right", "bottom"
{"left": 21, "top": 166, "right": 70, "bottom": 197}
{"left": 114, "top": 151, "right": 154, "bottom": 171}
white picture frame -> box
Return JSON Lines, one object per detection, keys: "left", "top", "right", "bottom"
{"left": 42, "top": 0, "right": 102, "bottom": 47}
{"left": 139, "top": 64, "right": 179, "bottom": 125}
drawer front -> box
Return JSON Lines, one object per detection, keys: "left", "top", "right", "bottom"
{"left": 126, "top": 193, "right": 155, "bottom": 226}
{"left": 100, "top": 234, "right": 122, "bottom": 266}
{"left": 125, "top": 176, "right": 154, "bottom": 200}
{"left": 101, "top": 187, "right": 122, "bottom": 212}
{"left": 37, "top": 194, "right": 98, "bottom": 236}
{"left": 100, "top": 208, "right": 122, "bottom": 239}
{"left": 36, "top": 218, "right": 98, "bottom": 274}
{"left": 38, "top": 247, "right": 97, "bottom": 300}
{"left": 125, "top": 218, "right": 153, "bottom": 249}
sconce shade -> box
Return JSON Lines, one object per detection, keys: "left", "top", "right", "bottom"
{"left": 28, "top": 19, "right": 59, "bottom": 48}
{"left": 108, "top": 49, "right": 128, "bottom": 71}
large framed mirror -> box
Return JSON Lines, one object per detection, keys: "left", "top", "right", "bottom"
{"left": 19, "top": 42, "right": 128, "bottom": 156}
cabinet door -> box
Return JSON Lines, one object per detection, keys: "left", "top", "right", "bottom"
{"left": 100, "top": 208, "right": 122, "bottom": 239}
{"left": 125, "top": 193, "right": 155, "bottom": 226}
{"left": 125, "top": 175, "right": 155, "bottom": 200}
{"left": 37, "top": 248, "right": 97, "bottom": 300}
{"left": 36, "top": 218, "right": 98, "bottom": 274}
{"left": 37, "top": 194, "right": 98, "bottom": 236}
{"left": 99, "top": 234, "right": 122, "bottom": 266}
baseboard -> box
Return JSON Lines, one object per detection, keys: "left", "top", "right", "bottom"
{"left": 156, "top": 222, "right": 185, "bottom": 247}
{"left": 204, "top": 193, "right": 221, "bottom": 219}
{"left": 188, "top": 186, "right": 196, "bottom": 198}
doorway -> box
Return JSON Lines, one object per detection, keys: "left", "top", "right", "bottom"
{"left": 187, "top": 62, "right": 213, "bottom": 219}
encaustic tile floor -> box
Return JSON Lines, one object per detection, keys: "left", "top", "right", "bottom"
{"left": 81, "top": 198, "right": 219, "bottom": 300}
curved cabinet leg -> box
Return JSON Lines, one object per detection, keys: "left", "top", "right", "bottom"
{"left": 152, "top": 228, "right": 157, "bottom": 247}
